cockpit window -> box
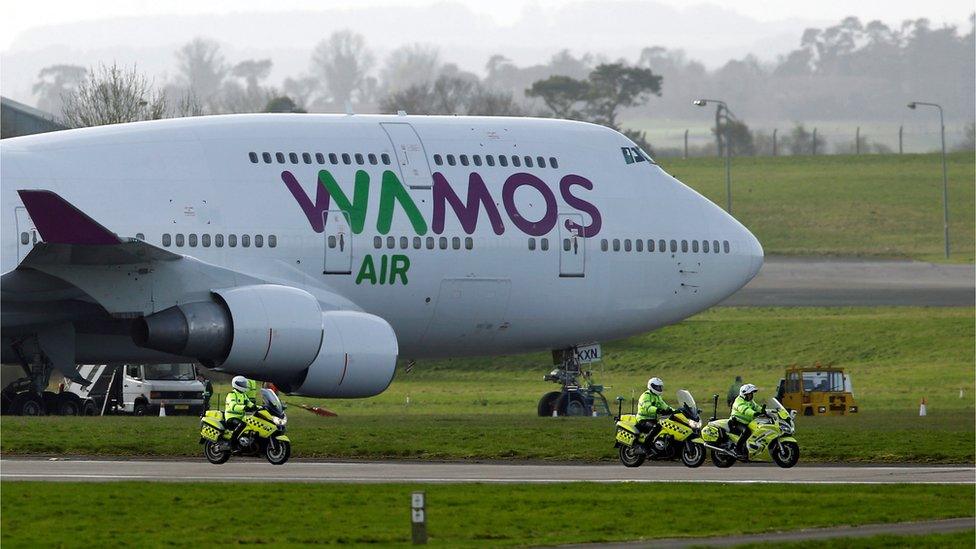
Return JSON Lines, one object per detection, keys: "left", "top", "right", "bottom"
{"left": 621, "top": 146, "right": 656, "bottom": 165}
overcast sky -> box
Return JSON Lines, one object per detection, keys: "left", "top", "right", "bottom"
{"left": 4, "top": 0, "right": 973, "bottom": 51}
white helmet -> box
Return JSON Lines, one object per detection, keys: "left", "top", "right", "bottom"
{"left": 232, "top": 376, "right": 249, "bottom": 393}
{"left": 739, "top": 383, "right": 759, "bottom": 398}
{"left": 647, "top": 377, "right": 664, "bottom": 395}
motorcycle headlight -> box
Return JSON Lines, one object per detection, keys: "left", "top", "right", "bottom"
{"left": 273, "top": 416, "right": 286, "bottom": 426}
{"left": 688, "top": 420, "right": 702, "bottom": 429}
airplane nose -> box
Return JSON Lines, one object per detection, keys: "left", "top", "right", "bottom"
{"left": 744, "top": 227, "right": 764, "bottom": 281}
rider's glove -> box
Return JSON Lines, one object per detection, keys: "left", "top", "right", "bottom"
{"left": 245, "top": 403, "right": 257, "bottom": 412}
{"left": 760, "top": 405, "right": 766, "bottom": 414}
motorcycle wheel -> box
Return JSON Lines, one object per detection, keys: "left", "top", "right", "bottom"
{"left": 203, "top": 440, "right": 231, "bottom": 465}
{"left": 772, "top": 441, "right": 800, "bottom": 468}
{"left": 680, "top": 442, "right": 706, "bottom": 468}
{"left": 618, "top": 445, "right": 645, "bottom": 468}
{"left": 710, "top": 449, "right": 736, "bottom": 468}
{"left": 265, "top": 437, "right": 291, "bottom": 465}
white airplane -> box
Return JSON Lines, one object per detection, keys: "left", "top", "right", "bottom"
{"left": 1, "top": 114, "right": 762, "bottom": 412}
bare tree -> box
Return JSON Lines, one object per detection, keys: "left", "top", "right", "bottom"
{"left": 310, "top": 30, "right": 375, "bottom": 108}
{"left": 175, "top": 38, "right": 228, "bottom": 111}
{"left": 380, "top": 43, "right": 441, "bottom": 94}
{"left": 32, "top": 65, "right": 87, "bottom": 115}
{"left": 60, "top": 63, "right": 167, "bottom": 128}
{"left": 282, "top": 75, "right": 319, "bottom": 110}
{"left": 221, "top": 59, "right": 274, "bottom": 113}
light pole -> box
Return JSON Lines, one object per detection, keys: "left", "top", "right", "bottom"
{"left": 694, "top": 98, "right": 732, "bottom": 213}
{"left": 908, "top": 101, "right": 950, "bottom": 259}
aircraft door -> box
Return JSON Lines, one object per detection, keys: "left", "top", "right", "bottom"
{"left": 380, "top": 122, "right": 433, "bottom": 189}
{"left": 558, "top": 213, "right": 585, "bottom": 277}
{"left": 323, "top": 210, "right": 353, "bottom": 275}
{"left": 15, "top": 207, "right": 39, "bottom": 262}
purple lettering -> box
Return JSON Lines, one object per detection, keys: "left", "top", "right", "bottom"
{"left": 502, "top": 172, "right": 558, "bottom": 237}
{"left": 281, "top": 171, "right": 331, "bottom": 233}
{"left": 432, "top": 172, "right": 505, "bottom": 235}
{"left": 559, "top": 174, "right": 602, "bottom": 237}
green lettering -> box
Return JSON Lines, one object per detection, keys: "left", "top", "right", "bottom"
{"left": 355, "top": 255, "right": 377, "bottom": 285}
{"left": 319, "top": 169, "right": 370, "bottom": 234}
{"left": 390, "top": 254, "right": 410, "bottom": 285}
{"left": 377, "top": 170, "right": 428, "bottom": 235}
{"left": 379, "top": 254, "right": 388, "bottom": 285}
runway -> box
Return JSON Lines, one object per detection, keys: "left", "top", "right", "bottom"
{"left": 2, "top": 459, "right": 972, "bottom": 484}
{"left": 724, "top": 256, "right": 974, "bottom": 306}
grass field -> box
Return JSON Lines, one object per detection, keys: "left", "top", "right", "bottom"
{"left": 2, "top": 482, "right": 972, "bottom": 547}
{"left": 661, "top": 152, "right": 975, "bottom": 262}
{"left": 3, "top": 307, "right": 972, "bottom": 462}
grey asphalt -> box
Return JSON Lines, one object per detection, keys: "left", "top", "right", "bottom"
{"left": 723, "top": 256, "right": 974, "bottom": 306}
{"left": 554, "top": 518, "right": 975, "bottom": 548}
{"left": 1, "top": 459, "right": 972, "bottom": 484}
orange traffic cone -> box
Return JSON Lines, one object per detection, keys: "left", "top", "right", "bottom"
{"left": 159, "top": 401, "right": 166, "bottom": 417}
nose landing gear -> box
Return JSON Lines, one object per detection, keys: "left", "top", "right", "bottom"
{"left": 536, "top": 347, "right": 610, "bottom": 417}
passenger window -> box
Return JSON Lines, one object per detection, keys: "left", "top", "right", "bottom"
{"left": 262, "top": 152, "right": 272, "bottom": 163}
{"left": 413, "top": 236, "right": 422, "bottom": 249}
{"left": 387, "top": 236, "right": 395, "bottom": 249}
{"left": 135, "top": 233, "right": 145, "bottom": 241}
{"left": 723, "top": 240, "right": 730, "bottom": 253}
{"left": 426, "top": 237, "right": 435, "bottom": 250}
{"left": 188, "top": 234, "right": 198, "bottom": 247}
{"left": 540, "top": 238, "right": 549, "bottom": 251}
{"left": 328, "top": 235, "right": 336, "bottom": 248}
{"left": 302, "top": 153, "right": 312, "bottom": 164}
{"left": 669, "top": 239, "right": 677, "bottom": 253}
{"left": 228, "top": 234, "right": 237, "bottom": 247}
{"left": 486, "top": 155, "right": 495, "bottom": 167}
{"left": 648, "top": 239, "right": 655, "bottom": 252}
{"left": 499, "top": 155, "right": 509, "bottom": 167}
{"left": 162, "top": 234, "right": 171, "bottom": 247}
{"left": 624, "top": 239, "right": 632, "bottom": 252}
{"left": 215, "top": 234, "right": 224, "bottom": 247}
{"left": 176, "top": 234, "right": 185, "bottom": 247}
{"left": 242, "top": 235, "right": 251, "bottom": 248}
{"left": 524, "top": 156, "right": 533, "bottom": 167}
{"left": 255, "top": 235, "right": 264, "bottom": 248}
{"left": 473, "top": 155, "right": 482, "bottom": 166}
{"left": 550, "top": 157, "right": 559, "bottom": 169}
{"left": 316, "top": 153, "right": 325, "bottom": 164}
{"left": 329, "top": 153, "right": 338, "bottom": 164}
{"left": 269, "top": 235, "right": 277, "bottom": 248}
{"left": 713, "top": 240, "right": 720, "bottom": 254}
{"left": 368, "top": 153, "right": 378, "bottom": 165}
{"left": 374, "top": 236, "right": 382, "bottom": 249}
{"left": 342, "top": 153, "right": 351, "bottom": 165}
{"left": 537, "top": 156, "right": 546, "bottom": 168}
{"left": 465, "top": 237, "right": 473, "bottom": 250}
{"left": 613, "top": 239, "right": 620, "bottom": 252}
{"left": 381, "top": 153, "right": 391, "bottom": 165}
{"left": 563, "top": 239, "right": 571, "bottom": 251}
{"left": 289, "top": 153, "right": 299, "bottom": 164}
{"left": 692, "top": 240, "right": 699, "bottom": 253}
{"left": 703, "top": 240, "right": 710, "bottom": 253}
{"left": 447, "top": 155, "right": 456, "bottom": 166}
{"left": 528, "top": 238, "right": 536, "bottom": 251}
{"left": 452, "top": 237, "right": 460, "bottom": 250}
{"left": 636, "top": 239, "right": 643, "bottom": 252}
{"left": 460, "top": 155, "right": 469, "bottom": 166}
{"left": 202, "top": 234, "right": 211, "bottom": 247}
{"left": 355, "top": 153, "right": 364, "bottom": 165}
{"left": 681, "top": 240, "right": 688, "bottom": 253}
{"left": 276, "top": 152, "right": 285, "bottom": 164}
{"left": 249, "top": 152, "right": 258, "bottom": 163}
{"left": 434, "top": 154, "right": 443, "bottom": 166}
{"left": 659, "top": 239, "right": 666, "bottom": 252}
{"left": 400, "top": 236, "right": 408, "bottom": 249}
{"left": 512, "top": 156, "right": 521, "bottom": 167}
{"left": 601, "top": 239, "right": 608, "bottom": 252}
{"left": 439, "top": 237, "right": 448, "bottom": 250}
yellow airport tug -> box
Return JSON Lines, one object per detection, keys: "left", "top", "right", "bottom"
{"left": 776, "top": 365, "right": 859, "bottom": 416}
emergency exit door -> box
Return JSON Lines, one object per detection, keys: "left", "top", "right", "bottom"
{"left": 381, "top": 122, "right": 433, "bottom": 189}
{"left": 323, "top": 210, "right": 352, "bottom": 274}
{"left": 15, "top": 207, "right": 38, "bottom": 263}
{"left": 558, "top": 213, "right": 585, "bottom": 277}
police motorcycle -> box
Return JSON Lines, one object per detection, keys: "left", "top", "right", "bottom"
{"left": 697, "top": 395, "right": 799, "bottom": 468}
{"left": 199, "top": 388, "right": 291, "bottom": 465}
{"left": 613, "top": 389, "right": 706, "bottom": 468}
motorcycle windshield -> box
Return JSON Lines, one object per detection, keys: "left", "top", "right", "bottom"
{"left": 261, "top": 388, "right": 284, "bottom": 417}
{"left": 767, "top": 397, "right": 785, "bottom": 412}
{"left": 676, "top": 390, "right": 697, "bottom": 412}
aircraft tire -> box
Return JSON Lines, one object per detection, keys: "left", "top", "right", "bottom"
{"left": 537, "top": 392, "right": 561, "bottom": 416}
{"left": 11, "top": 392, "right": 45, "bottom": 416}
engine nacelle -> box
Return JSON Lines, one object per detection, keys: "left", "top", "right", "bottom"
{"left": 285, "top": 310, "right": 398, "bottom": 398}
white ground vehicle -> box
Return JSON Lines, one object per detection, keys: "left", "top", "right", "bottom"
{"left": 116, "top": 363, "right": 206, "bottom": 415}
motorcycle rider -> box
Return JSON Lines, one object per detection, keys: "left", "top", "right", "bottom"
{"left": 225, "top": 376, "right": 258, "bottom": 447}
{"left": 637, "top": 377, "right": 673, "bottom": 436}
{"left": 729, "top": 383, "right": 764, "bottom": 457}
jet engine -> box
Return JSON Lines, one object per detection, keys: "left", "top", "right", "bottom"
{"left": 132, "top": 284, "right": 398, "bottom": 397}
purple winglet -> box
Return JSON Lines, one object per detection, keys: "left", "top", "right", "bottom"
{"left": 17, "top": 190, "right": 121, "bottom": 245}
